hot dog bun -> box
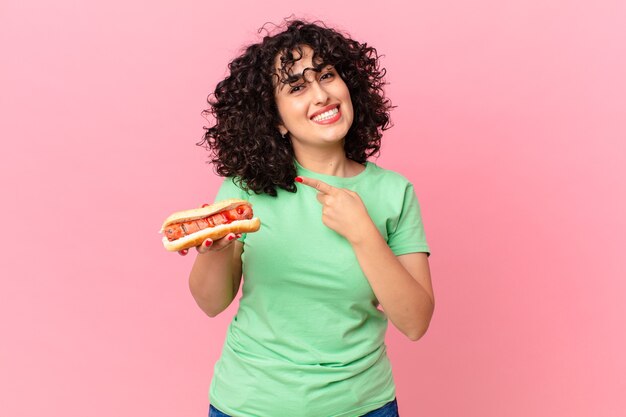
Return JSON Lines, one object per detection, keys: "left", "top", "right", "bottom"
{"left": 160, "top": 198, "right": 260, "bottom": 252}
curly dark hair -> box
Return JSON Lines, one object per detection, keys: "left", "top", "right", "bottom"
{"left": 198, "top": 19, "right": 393, "bottom": 196}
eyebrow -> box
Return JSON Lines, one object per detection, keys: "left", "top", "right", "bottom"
{"left": 277, "top": 63, "right": 332, "bottom": 91}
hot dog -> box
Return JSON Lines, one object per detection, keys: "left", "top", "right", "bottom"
{"left": 160, "top": 198, "right": 260, "bottom": 251}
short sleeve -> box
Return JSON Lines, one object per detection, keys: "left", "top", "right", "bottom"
{"left": 387, "top": 184, "right": 431, "bottom": 257}
{"left": 214, "top": 177, "right": 249, "bottom": 243}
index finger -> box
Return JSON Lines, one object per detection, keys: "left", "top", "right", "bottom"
{"left": 295, "top": 176, "right": 336, "bottom": 195}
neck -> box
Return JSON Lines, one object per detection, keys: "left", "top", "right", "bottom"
{"left": 293, "top": 145, "right": 364, "bottom": 178}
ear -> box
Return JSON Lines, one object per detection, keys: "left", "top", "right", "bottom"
{"left": 277, "top": 124, "right": 288, "bottom": 136}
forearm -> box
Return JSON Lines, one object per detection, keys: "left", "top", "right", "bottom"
{"left": 349, "top": 222, "right": 434, "bottom": 341}
{"left": 188, "top": 245, "right": 238, "bottom": 317}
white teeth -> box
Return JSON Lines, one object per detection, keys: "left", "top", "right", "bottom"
{"left": 312, "top": 108, "right": 339, "bottom": 122}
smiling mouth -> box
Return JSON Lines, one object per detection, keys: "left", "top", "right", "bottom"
{"left": 311, "top": 106, "right": 340, "bottom": 123}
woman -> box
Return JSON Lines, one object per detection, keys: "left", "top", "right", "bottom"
{"left": 184, "top": 19, "right": 434, "bottom": 417}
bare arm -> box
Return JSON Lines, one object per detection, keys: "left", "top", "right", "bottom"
{"left": 187, "top": 234, "right": 244, "bottom": 317}
{"left": 350, "top": 225, "right": 434, "bottom": 340}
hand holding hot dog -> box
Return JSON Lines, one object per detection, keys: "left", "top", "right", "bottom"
{"left": 159, "top": 198, "right": 260, "bottom": 255}
{"left": 178, "top": 232, "right": 241, "bottom": 256}
{"left": 296, "top": 176, "right": 375, "bottom": 244}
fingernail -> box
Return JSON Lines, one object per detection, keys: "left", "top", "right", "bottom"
{"left": 295, "top": 176, "right": 303, "bottom": 183}
{"left": 228, "top": 235, "right": 235, "bottom": 241}
{"left": 236, "top": 233, "right": 242, "bottom": 238}
{"left": 179, "top": 249, "right": 188, "bottom": 256}
{"left": 205, "top": 240, "right": 212, "bottom": 247}
{"left": 202, "top": 203, "right": 210, "bottom": 208}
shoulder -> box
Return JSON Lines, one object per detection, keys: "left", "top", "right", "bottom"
{"left": 215, "top": 177, "right": 251, "bottom": 201}
{"left": 355, "top": 162, "right": 419, "bottom": 217}
{"left": 365, "top": 162, "right": 414, "bottom": 190}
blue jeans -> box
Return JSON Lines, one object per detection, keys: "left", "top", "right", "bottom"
{"left": 208, "top": 398, "right": 399, "bottom": 417}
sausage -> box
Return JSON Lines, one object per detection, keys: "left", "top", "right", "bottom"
{"left": 163, "top": 205, "right": 253, "bottom": 242}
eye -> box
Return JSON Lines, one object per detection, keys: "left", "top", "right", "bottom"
{"left": 289, "top": 84, "right": 305, "bottom": 94}
{"left": 320, "top": 72, "right": 334, "bottom": 81}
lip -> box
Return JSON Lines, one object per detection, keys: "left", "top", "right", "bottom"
{"left": 309, "top": 104, "right": 340, "bottom": 120}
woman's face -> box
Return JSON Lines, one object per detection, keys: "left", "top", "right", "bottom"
{"left": 274, "top": 45, "right": 354, "bottom": 151}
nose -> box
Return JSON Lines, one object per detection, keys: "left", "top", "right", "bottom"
{"left": 310, "top": 80, "right": 329, "bottom": 105}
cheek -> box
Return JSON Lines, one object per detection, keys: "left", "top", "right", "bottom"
{"left": 336, "top": 85, "right": 353, "bottom": 114}
{"left": 342, "top": 94, "right": 354, "bottom": 121}
{"left": 278, "top": 101, "right": 306, "bottom": 126}
{"left": 345, "top": 94, "right": 354, "bottom": 113}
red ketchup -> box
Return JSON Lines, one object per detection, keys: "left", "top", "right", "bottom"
{"left": 164, "top": 205, "right": 252, "bottom": 241}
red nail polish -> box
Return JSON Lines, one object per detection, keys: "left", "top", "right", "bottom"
{"left": 228, "top": 235, "right": 235, "bottom": 241}
{"left": 202, "top": 203, "right": 210, "bottom": 208}
{"left": 295, "top": 177, "right": 303, "bottom": 183}
{"left": 179, "top": 249, "right": 188, "bottom": 256}
{"left": 205, "top": 240, "right": 212, "bottom": 247}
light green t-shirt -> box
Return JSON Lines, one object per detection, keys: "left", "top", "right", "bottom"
{"left": 209, "top": 161, "right": 430, "bottom": 417}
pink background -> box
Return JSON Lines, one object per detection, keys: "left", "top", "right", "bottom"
{"left": 1, "top": 1, "right": 625, "bottom": 416}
